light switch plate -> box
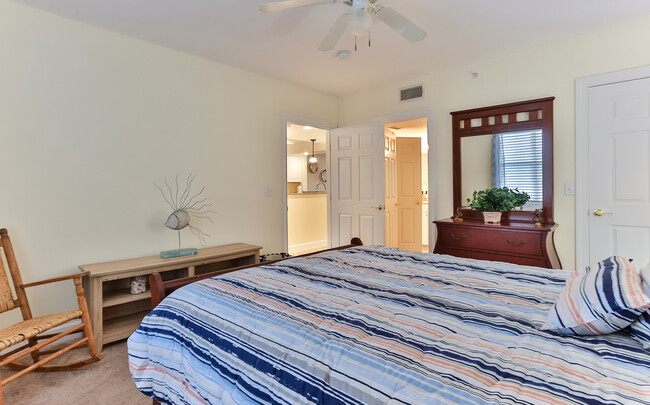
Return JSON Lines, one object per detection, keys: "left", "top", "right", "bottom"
{"left": 564, "top": 183, "right": 575, "bottom": 196}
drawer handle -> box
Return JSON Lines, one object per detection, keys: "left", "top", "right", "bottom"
{"left": 450, "top": 233, "right": 466, "bottom": 241}
{"left": 507, "top": 239, "right": 527, "bottom": 247}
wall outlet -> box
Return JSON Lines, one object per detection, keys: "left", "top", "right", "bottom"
{"left": 564, "top": 183, "right": 575, "bottom": 196}
{"left": 264, "top": 186, "right": 273, "bottom": 197}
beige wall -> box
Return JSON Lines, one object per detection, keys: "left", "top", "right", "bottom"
{"left": 4, "top": 0, "right": 650, "bottom": 325}
{"left": 339, "top": 14, "right": 650, "bottom": 270}
{"left": 287, "top": 194, "right": 328, "bottom": 254}
{"left": 0, "top": 1, "right": 337, "bottom": 322}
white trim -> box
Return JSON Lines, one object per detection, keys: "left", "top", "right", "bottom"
{"left": 368, "top": 107, "right": 436, "bottom": 251}
{"left": 281, "top": 114, "right": 334, "bottom": 253}
{"left": 325, "top": 128, "right": 332, "bottom": 248}
{"left": 575, "top": 65, "right": 650, "bottom": 270}
{"left": 289, "top": 240, "right": 328, "bottom": 255}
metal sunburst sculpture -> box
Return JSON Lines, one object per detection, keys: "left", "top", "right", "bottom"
{"left": 155, "top": 174, "right": 215, "bottom": 258}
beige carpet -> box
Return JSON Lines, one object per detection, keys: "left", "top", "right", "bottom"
{"left": 0, "top": 340, "right": 150, "bottom": 405}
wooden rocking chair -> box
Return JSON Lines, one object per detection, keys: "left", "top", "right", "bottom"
{"left": 0, "top": 228, "right": 102, "bottom": 403}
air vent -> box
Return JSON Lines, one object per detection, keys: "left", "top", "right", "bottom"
{"left": 400, "top": 85, "right": 423, "bottom": 102}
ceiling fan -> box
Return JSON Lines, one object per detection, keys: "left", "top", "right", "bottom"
{"left": 259, "top": 0, "right": 427, "bottom": 51}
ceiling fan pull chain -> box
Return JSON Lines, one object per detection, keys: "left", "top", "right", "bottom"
{"left": 368, "top": 32, "right": 371, "bottom": 48}
{"left": 355, "top": 36, "right": 358, "bottom": 51}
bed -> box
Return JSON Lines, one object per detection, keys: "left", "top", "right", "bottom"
{"left": 128, "top": 244, "right": 650, "bottom": 404}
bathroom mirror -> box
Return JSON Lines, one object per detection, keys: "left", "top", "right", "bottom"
{"left": 451, "top": 97, "right": 555, "bottom": 223}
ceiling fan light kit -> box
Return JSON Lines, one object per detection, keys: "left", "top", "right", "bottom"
{"left": 260, "top": 0, "right": 427, "bottom": 52}
{"left": 350, "top": 8, "right": 373, "bottom": 36}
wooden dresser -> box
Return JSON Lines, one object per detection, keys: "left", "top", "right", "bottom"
{"left": 434, "top": 218, "right": 561, "bottom": 269}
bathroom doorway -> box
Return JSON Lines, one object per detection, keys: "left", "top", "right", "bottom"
{"left": 286, "top": 122, "right": 329, "bottom": 256}
{"left": 384, "top": 118, "right": 429, "bottom": 252}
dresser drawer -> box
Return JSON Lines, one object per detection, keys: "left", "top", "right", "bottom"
{"left": 433, "top": 219, "right": 561, "bottom": 269}
{"left": 436, "top": 225, "right": 544, "bottom": 256}
{"left": 435, "top": 247, "right": 550, "bottom": 268}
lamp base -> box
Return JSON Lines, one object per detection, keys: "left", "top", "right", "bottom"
{"left": 160, "top": 248, "right": 198, "bottom": 259}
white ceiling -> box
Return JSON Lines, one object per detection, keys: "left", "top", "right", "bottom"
{"left": 287, "top": 123, "right": 327, "bottom": 155}
{"left": 388, "top": 117, "right": 427, "bottom": 138}
{"left": 14, "top": 0, "right": 650, "bottom": 96}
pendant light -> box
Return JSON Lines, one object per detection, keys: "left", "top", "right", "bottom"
{"left": 309, "top": 139, "right": 318, "bottom": 163}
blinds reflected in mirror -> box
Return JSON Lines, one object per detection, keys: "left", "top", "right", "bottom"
{"left": 492, "top": 129, "right": 543, "bottom": 209}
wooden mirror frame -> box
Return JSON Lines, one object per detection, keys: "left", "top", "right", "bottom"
{"left": 451, "top": 97, "right": 555, "bottom": 224}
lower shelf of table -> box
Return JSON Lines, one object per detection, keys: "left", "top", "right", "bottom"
{"left": 103, "top": 288, "right": 152, "bottom": 307}
{"left": 103, "top": 310, "right": 150, "bottom": 344}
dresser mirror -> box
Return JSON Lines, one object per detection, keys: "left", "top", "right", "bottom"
{"left": 461, "top": 131, "right": 543, "bottom": 211}
{"left": 451, "top": 97, "right": 555, "bottom": 223}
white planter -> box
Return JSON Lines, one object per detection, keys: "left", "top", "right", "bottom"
{"left": 482, "top": 211, "right": 502, "bottom": 224}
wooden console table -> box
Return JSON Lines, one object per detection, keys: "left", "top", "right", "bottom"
{"left": 80, "top": 243, "right": 261, "bottom": 351}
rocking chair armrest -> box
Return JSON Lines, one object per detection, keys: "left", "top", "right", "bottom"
{"left": 21, "top": 271, "right": 90, "bottom": 289}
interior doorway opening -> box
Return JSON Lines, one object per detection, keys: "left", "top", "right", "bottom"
{"left": 286, "top": 122, "right": 329, "bottom": 256}
{"left": 384, "top": 118, "right": 429, "bottom": 252}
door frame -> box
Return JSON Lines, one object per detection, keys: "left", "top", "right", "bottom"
{"left": 368, "top": 107, "right": 436, "bottom": 251}
{"left": 575, "top": 65, "right": 650, "bottom": 269}
{"left": 282, "top": 114, "right": 335, "bottom": 254}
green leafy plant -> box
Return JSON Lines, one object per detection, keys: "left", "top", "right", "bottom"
{"left": 466, "top": 187, "right": 530, "bottom": 212}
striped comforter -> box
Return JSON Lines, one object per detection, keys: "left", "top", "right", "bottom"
{"left": 128, "top": 246, "right": 650, "bottom": 404}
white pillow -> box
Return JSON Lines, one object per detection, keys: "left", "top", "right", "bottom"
{"left": 544, "top": 256, "right": 650, "bottom": 335}
{"left": 630, "top": 263, "right": 650, "bottom": 348}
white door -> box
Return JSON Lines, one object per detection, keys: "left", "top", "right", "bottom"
{"left": 396, "top": 137, "right": 422, "bottom": 251}
{"left": 587, "top": 76, "right": 650, "bottom": 265}
{"left": 384, "top": 130, "right": 398, "bottom": 247}
{"left": 330, "top": 124, "right": 385, "bottom": 247}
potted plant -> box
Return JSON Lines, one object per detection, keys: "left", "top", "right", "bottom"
{"left": 467, "top": 187, "right": 530, "bottom": 224}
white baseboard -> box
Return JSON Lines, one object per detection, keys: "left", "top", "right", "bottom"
{"left": 289, "top": 240, "right": 328, "bottom": 255}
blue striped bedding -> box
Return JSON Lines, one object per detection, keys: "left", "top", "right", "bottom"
{"left": 128, "top": 246, "right": 650, "bottom": 404}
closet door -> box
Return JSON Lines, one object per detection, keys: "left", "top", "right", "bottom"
{"left": 587, "top": 76, "right": 650, "bottom": 265}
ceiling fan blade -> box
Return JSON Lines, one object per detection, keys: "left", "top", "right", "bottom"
{"left": 260, "top": 0, "right": 331, "bottom": 13}
{"left": 375, "top": 6, "right": 427, "bottom": 43}
{"left": 318, "top": 12, "right": 352, "bottom": 51}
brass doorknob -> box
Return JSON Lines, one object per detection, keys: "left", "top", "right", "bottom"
{"left": 371, "top": 205, "right": 383, "bottom": 211}
{"left": 416, "top": 201, "right": 421, "bottom": 205}
{"left": 593, "top": 209, "right": 613, "bottom": 216}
